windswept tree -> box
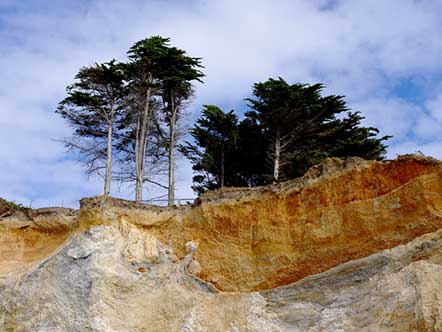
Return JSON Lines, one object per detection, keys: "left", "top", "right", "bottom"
{"left": 320, "top": 111, "right": 390, "bottom": 159}
{"left": 157, "top": 45, "right": 204, "bottom": 205}
{"left": 183, "top": 78, "right": 390, "bottom": 193}
{"left": 180, "top": 105, "right": 239, "bottom": 194}
{"left": 56, "top": 60, "right": 126, "bottom": 195}
{"left": 246, "top": 79, "right": 333, "bottom": 181}
{"left": 120, "top": 37, "right": 204, "bottom": 204}
{"left": 123, "top": 36, "right": 170, "bottom": 202}
{"left": 114, "top": 93, "right": 168, "bottom": 194}
{"left": 245, "top": 78, "right": 390, "bottom": 182}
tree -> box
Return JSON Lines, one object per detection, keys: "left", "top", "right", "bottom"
{"left": 120, "top": 36, "right": 203, "bottom": 204}
{"left": 56, "top": 60, "right": 126, "bottom": 195}
{"left": 114, "top": 94, "right": 168, "bottom": 194}
{"left": 245, "top": 78, "right": 390, "bottom": 182}
{"left": 246, "top": 78, "right": 335, "bottom": 182}
{"left": 321, "top": 111, "right": 390, "bottom": 159}
{"left": 156, "top": 46, "right": 204, "bottom": 206}
{"left": 235, "top": 117, "right": 268, "bottom": 187}
{"left": 180, "top": 105, "right": 239, "bottom": 195}
{"left": 124, "top": 36, "right": 170, "bottom": 202}
{"left": 183, "top": 78, "right": 391, "bottom": 194}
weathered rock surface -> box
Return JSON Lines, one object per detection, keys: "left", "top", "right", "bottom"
{"left": 1, "top": 155, "right": 442, "bottom": 331}
{"left": 264, "top": 228, "right": 442, "bottom": 332}
{"left": 79, "top": 155, "right": 442, "bottom": 292}
{"left": 0, "top": 222, "right": 282, "bottom": 331}
{"left": 0, "top": 207, "right": 76, "bottom": 275}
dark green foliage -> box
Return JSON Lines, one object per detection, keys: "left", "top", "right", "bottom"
{"left": 125, "top": 35, "right": 203, "bottom": 102}
{"left": 56, "top": 60, "right": 126, "bottom": 177}
{"left": 245, "top": 78, "right": 390, "bottom": 182}
{"left": 115, "top": 36, "right": 204, "bottom": 197}
{"left": 57, "top": 60, "right": 126, "bottom": 136}
{"left": 235, "top": 117, "right": 268, "bottom": 187}
{"left": 183, "top": 78, "right": 391, "bottom": 194}
{"left": 157, "top": 43, "right": 204, "bottom": 132}
{"left": 179, "top": 105, "right": 240, "bottom": 194}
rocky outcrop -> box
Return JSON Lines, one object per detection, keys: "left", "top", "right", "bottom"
{"left": 264, "top": 228, "right": 442, "bottom": 332}
{"left": 0, "top": 221, "right": 283, "bottom": 331}
{"left": 79, "top": 155, "right": 442, "bottom": 292}
{"left": 1, "top": 155, "right": 442, "bottom": 331}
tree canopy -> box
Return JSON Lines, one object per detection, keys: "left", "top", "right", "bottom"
{"left": 56, "top": 37, "right": 391, "bottom": 202}
{"left": 183, "top": 78, "right": 391, "bottom": 193}
{"left": 57, "top": 36, "right": 204, "bottom": 203}
{"left": 180, "top": 105, "right": 239, "bottom": 194}
{"left": 56, "top": 60, "right": 126, "bottom": 195}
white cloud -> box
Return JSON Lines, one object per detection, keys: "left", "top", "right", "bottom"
{"left": 426, "top": 94, "right": 442, "bottom": 123}
{"left": 351, "top": 98, "right": 421, "bottom": 141}
{"left": 415, "top": 116, "right": 442, "bottom": 141}
{"left": 1, "top": 0, "right": 442, "bottom": 206}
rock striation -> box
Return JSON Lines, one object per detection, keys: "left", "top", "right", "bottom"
{"left": 1, "top": 155, "right": 442, "bottom": 331}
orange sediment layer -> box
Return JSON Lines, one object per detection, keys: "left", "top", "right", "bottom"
{"left": 148, "top": 156, "right": 442, "bottom": 291}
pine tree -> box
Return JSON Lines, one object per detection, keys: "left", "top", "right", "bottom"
{"left": 180, "top": 105, "right": 239, "bottom": 194}
{"left": 245, "top": 78, "right": 390, "bottom": 182}
{"left": 56, "top": 60, "right": 126, "bottom": 195}
{"left": 183, "top": 78, "right": 391, "bottom": 194}
{"left": 156, "top": 45, "right": 204, "bottom": 205}
{"left": 123, "top": 36, "right": 170, "bottom": 202}
{"left": 117, "top": 36, "right": 204, "bottom": 203}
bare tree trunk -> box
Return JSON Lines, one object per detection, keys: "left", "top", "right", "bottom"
{"left": 167, "top": 129, "right": 175, "bottom": 206}
{"left": 167, "top": 93, "right": 176, "bottom": 206}
{"left": 104, "top": 114, "right": 113, "bottom": 196}
{"left": 273, "top": 136, "right": 281, "bottom": 182}
{"left": 135, "top": 85, "right": 151, "bottom": 202}
{"left": 134, "top": 113, "right": 142, "bottom": 202}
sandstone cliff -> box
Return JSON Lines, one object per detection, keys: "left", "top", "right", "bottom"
{"left": 1, "top": 155, "right": 442, "bottom": 331}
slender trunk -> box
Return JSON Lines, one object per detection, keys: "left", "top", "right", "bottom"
{"left": 168, "top": 92, "right": 176, "bottom": 206}
{"left": 134, "top": 109, "right": 142, "bottom": 202}
{"left": 135, "top": 85, "right": 151, "bottom": 202}
{"left": 167, "top": 129, "right": 175, "bottom": 206}
{"left": 104, "top": 112, "right": 114, "bottom": 196}
{"left": 273, "top": 136, "right": 281, "bottom": 182}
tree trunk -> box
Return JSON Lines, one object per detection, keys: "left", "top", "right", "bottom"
{"left": 168, "top": 92, "right": 176, "bottom": 206}
{"left": 104, "top": 114, "right": 113, "bottom": 196}
{"left": 134, "top": 112, "right": 142, "bottom": 202}
{"left": 135, "top": 86, "right": 152, "bottom": 202}
{"left": 167, "top": 131, "right": 175, "bottom": 206}
{"left": 273, "top": 136, "right": 281, "bottom": 182}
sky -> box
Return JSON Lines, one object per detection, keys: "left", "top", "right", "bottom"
{"left": 1, "top": 0, "right": 442, "bottom": 207}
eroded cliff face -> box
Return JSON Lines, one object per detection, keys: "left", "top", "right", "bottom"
{"left": 1, "top": 155, "right": 442, "bottom": 332}
{"left": 0, "top": 207, "right": 76, "bottom": 275}
{"left": 79, "top": 155, "right": 442, "bottom": 292}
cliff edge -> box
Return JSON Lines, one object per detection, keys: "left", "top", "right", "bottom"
{"left": 1, "top": 155, "right": 442, "bottom": 331}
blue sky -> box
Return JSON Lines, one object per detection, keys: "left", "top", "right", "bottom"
{"left": 1, "top": 0, "right": 442, "bottom": 207}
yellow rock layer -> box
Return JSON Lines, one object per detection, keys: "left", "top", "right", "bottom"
{"left": 0, "top": 208, "right": 76, "bottom": 275}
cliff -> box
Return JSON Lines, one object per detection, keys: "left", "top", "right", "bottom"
{"left": 1, "top": 155, "right": 442, "bottom": 331}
